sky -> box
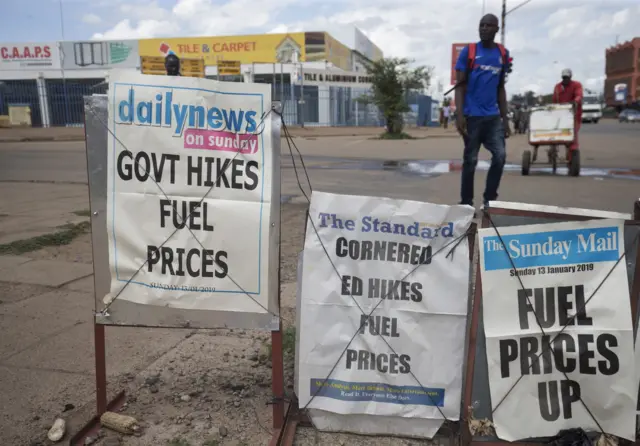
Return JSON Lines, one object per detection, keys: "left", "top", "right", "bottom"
{"left": 2, "top": 0, "right": 639, "bottom": 95}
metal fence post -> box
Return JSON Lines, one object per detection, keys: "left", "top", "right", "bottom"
{"left": 36, "top": 74, "right": 51, "bottom": 128}
{"left": 300, "top": 64, "right": 305, "bottom": 128}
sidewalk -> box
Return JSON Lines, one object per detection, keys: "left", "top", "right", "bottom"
{"left": 0, "top": 125, "right": 458, "bottom": 142}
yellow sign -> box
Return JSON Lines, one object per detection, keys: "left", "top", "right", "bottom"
{"left": 217, "top": 60, "right": 241, "bottom": 76}
{"left": 138, "top": 33, "right": 306, "bottom": 66}
{"left": 140, "top": 56, "right": 205, "bottom": 77}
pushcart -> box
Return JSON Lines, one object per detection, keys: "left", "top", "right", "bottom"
{"left": 521, "top": 103, "right": 580, "bottom": 176}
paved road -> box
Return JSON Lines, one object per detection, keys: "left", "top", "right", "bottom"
{"left": 580, "top": 118, "right": 640, "bottom": 135}
{"left": 1, "top": 120, "right": 639, "bottom": 183}
{"left": 1, "top": 121, "right": 639, "bottom": 215}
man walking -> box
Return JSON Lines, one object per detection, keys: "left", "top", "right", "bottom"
{"left": 552, "top": 68, "right": 582, "bottom": 165}
{"left": 443, "top": 103, "right": 451, "bottom": 129}
{"left": 454, "top": 14, "right": 511, "bottom": 208}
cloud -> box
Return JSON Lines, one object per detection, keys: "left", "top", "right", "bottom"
{"left": 82, "top": 13, "right": 102, "bottom": 25}
{"left": 88, "top": 0, "right": 640, "bottom": 95}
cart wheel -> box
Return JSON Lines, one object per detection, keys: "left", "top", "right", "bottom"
{"left": 569, "top": 150, "right": 580, "bottom": 177}
{"left": 522, "top": 150, "right": 531, "bottom": 176}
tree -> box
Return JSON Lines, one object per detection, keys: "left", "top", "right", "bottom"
{"left": 511, "top": 90, "right": 536, "bottom": 106}
{"left": 524, "top": 90, "right": 536, "bottom": 106}
{"left": 360, "top": 57, "right": 432, "bottom": 135}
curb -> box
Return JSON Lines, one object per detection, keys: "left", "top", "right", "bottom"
{"left": 0, "top": 133, "right": 459, "bottom": 143}
{"left": 0, "top": 136, "right": 85, "bottom": 143}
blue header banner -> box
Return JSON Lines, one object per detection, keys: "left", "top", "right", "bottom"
{"left": 309, "top": 378, "right": 445, "bottom": 407}
{"left": 483, "top": 226, "right": 619, "bottom": 271}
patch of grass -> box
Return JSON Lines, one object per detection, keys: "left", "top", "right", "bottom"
{"left": 202, "top": 440, "right": 220, "bottom": 446}
{"left": 375, "top": 131, "right": 415, "bottom": 140}
{"left": 168, "top": 438, "right": 191, "bottom": 446}
{"left": 0, "top": 221, "right": 91, "bottom": 255}
{"left": 282, "top": 326, "right": 296, "bottom": 358}
{"left": 72, "top": 209, "right": 91, "bottom": 217}
{"left": 261, "top": 326, "right": 297, "bottom": 362}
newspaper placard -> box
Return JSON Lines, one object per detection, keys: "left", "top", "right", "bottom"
{"left": 106, "top": 71, "right": 274, "bottom": 313}
{"left": 298, "top": 192, "right": 474, "bottom": 435}
{"left": 478, "top": 219, "right": 636, "bottom": 441}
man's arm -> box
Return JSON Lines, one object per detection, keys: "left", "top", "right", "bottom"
{"left": 498, "top": 75, "right": 511, "bottom": 137}
{"left": 455, "top": 70, "right": 466, "bottom": 117}
{"left": 552, "top": 84, "right": 559, "bottom": 103}
{"left": 573, "top": 81, "right": 583, "bottom": 105}
{"left": 454, "top": 46, "right": 469, "bottom": 136}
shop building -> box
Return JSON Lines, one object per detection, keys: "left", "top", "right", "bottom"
{"left": 604, "top": 37, "right": 640, "bottom": 108}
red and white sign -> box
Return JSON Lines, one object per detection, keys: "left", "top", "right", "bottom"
{"left": 450, "top": 42, "right": 470, "bottom": 85}
{"left": 0, "top": 43, "right": 60, "bottom": 70}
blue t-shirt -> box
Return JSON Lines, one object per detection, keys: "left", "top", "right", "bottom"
{"left": 455, "top": 42, "right": 508, "bottom": 117}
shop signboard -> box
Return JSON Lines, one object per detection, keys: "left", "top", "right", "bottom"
{"left": 0, "top": 42, "right": 60, "bottom": 70}
{"left": 138, "top": 33, "right": 306, "bottom": 66}
{"left": 59, "top": 40, "right": 139, "bottom": 70}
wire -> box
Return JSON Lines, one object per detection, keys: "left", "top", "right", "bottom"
{"left": 483, "top": 211, "right": 639, "bottom": 438}
{"left": 507, "top": 0, "right": 533, "bottom": 15}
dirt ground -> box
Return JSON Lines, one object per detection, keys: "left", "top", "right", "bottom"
{"left": 15, "top": 201, "right": 449, "bottom": 446}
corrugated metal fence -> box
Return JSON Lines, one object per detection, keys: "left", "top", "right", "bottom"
{"left": 0, "top": 78, "right": 430, "bottom": 128}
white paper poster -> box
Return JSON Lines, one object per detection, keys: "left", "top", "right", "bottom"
{"left": 106, "top": 71, "right": 275, "bottom": 313}
{"left": 297, "top": 192, "right": 474, "bottom": 436}
{"left": 478, "top": 219, "right": 636, "bottom": 441}
{"left": 635, "top": 324, "right": 640, "bottom": 415}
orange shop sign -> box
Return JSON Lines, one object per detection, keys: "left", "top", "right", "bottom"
{"left": 138, "top": 33, "right": 306, "bottom": 65}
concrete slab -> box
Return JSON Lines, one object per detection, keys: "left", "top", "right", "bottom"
{"left": 0, "top": 259, "right": 93, "bottom": 287}
{"left": 0, "top": 182, "right": 89, "bottom": 245}
{"left": 4, "top": 321, "right": 187, "bottom": 376}
{"left": 0, "top": 365, "right": 93, "bottom": 446}
{"left": 63, "top": 275, "right": 95, "bottom": 294}
{"left": 0, "top": 281, "right": 52, "bottom": 305}
{"left": 0, "top": 255, "right": 33, "bottom": 269}
{"left": 0, "top": 289, "right": 91, "bottom": 360}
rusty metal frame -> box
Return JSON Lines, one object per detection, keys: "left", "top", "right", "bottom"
{"left": 71, "top": 93, "right": 286, "bottom": 445}
{"left": 276, "top": 223, "right": 478, "bottom": 445}
{"left": 461, "top": 201, "right": 640, "bottom": 446}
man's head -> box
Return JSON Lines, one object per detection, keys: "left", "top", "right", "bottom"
{"left": 561, "top": 68, "right": 572, "bottom": 86}
{"left": 165, "top": 54, "right": 180, "bottom": 76}
{"left": 479, "top": 14, "right": 500, "bottom": 43}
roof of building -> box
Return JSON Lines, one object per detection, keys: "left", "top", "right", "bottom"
{"left": 606, "top": 37, "right": 640, "bottom": 53}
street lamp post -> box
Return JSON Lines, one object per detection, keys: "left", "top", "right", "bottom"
{"left": 501, "top": 0, "right": 534, "bottom": 45}
{"left": 501, "top": 0, "right": 506, "bottom": 44}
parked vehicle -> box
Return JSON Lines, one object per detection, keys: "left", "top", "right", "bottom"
{"left": 581, "top": 93, "right": 602, "bottom": 123}
{"left": 619, "top": 109, "right": 640, "bottom": 123}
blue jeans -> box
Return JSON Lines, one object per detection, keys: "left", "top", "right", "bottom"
{"left": 460, "top": 116, "right": 506, "bottom": 206}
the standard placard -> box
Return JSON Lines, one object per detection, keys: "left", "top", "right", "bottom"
{"left": 106, "top": 71, "right": 274, "bottom": 313}
{"left": 298, "top": 192, "right": 474, "bottom": 436}
{"left": 478, "top": 219, "right": 636, "bottom": 441}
